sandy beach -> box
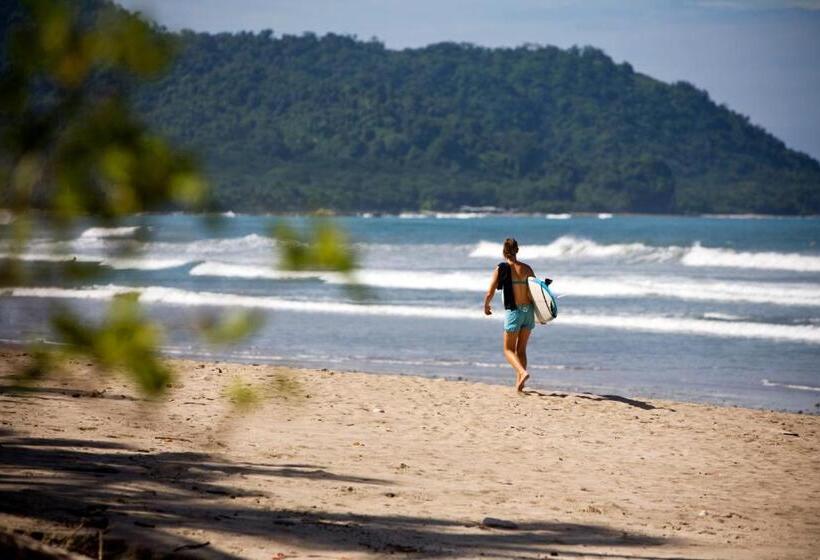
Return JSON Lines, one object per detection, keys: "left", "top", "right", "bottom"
{"left": 0, "top": 349, "right": 818, "bottom": 559}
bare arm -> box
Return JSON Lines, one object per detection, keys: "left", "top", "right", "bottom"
{"left": 484, "top": 267, "right": 499, "bottom": 315}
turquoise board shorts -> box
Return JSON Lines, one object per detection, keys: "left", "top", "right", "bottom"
{"left": 504, "top": 304, "right": 535, "bottom": 333}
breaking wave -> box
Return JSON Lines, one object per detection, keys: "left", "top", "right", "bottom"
{"left": 102, "top": 257, "right": 191, "bottom": 270}
{"left": 190, "top": 262, "right": 325, "bottom": 281}
{"left": 4, "top": 284, "right": 820, "bottom": 344}
{"left": 186, "top": 265, "right": 820, "bottom": 306}
{"left": 469, "top": 236, "right": 682, "bottom": 261}
{"left": 190, "top": 263, "right": 487, "bottom": 291}
{"left": 2, "top": 233, "right": 277, "bottom": 270}
{"left": 680, "top": 244, "right": 820, "bottom": 272}
{"left": 0, "top": 252, "right": 190, "bottom": 271}
{"left": 79, "top": 226, "right": 141, "bottom": 239}
{"left": 761, "top": 379, "right": 820, "bottom": 392}
{"left": 74, "top": 232, "right": 275, "bottom": 254}
{"left": 469, "top": 236, "right": 820, "bottom": 271}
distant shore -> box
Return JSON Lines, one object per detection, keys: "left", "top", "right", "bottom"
{"left": 128, "top": 210, "right": 820, "bottom": 218}
{"left": 1, "top": 351, "right": 818, "bottom": 559}
{"left": 6, "top": 208, "right": 813, "bottom": 219}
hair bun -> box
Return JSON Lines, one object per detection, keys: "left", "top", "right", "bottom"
{"left": 502, "top": 238, "right": 519, "bottom": 259}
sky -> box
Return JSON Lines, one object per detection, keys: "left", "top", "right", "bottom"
{"left": 116, "top": 0, "right": 820, "bottom": 161}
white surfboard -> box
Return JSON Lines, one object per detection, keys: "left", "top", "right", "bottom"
{"left": 528, "top": 277, "right": 558, "bottom": 324}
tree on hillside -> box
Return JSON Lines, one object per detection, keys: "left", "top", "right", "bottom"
{"left": 117, "top": 30, "right": 820, "bottom": 214}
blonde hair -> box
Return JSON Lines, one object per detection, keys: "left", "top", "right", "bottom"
{"left": 502, "top": 238, "right": 519, "bottom": 260}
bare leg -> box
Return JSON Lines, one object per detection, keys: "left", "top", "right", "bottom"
{"left": 503, "top": 331, "right": 528, "bottom": 391}
{"left": 515, "top": 328, "right": 532, "bottom": 391}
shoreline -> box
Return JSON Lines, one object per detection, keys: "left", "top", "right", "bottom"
{"left": 1, "top": 351, "right": 818, "bottom": 559}
{"left": 1, "top": 339, "right": 818, "bottom": 416}
{"left": 4, "top": 340, "right": 818, "bottom": 416}
{"left": 166, "top": 355, "right": 820, "bottom": 417}
{"left": 6, "top": 339, "right": 820, "bottom": 417}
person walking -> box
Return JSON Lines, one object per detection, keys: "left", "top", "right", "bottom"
{"left": 483, "top": 238, "right": 536, "bottom": 392}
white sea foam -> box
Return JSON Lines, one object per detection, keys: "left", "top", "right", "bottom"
{"left": 101, "top": 257, "right": 191, "bottom": 270}
{"left": 681, "top": 243, "right": 820, "bottom": 272}
{"left": 470, "top": 236, "right": 820, "bottom": 272}
{"left": 187, "top": 265, "right": 820, "bottom": 307}
{"left": 77, "top": 233, "right": 275, "bottom": 255}
{"left": 338, "top": 270, "right": 487, "bottom": 291}
{"left": 704, "top": 214, "right": 783, "bottom": 220}
{"left": 2, "top": 232, "right": 279, "bottom": 274}
{"left": 6, "top": 285, "right": 130, "bottom": 300}
{"left": 154, "top": 233, "right": 275, "bottom": 255}
{"left": 556, "top": 276, "right": 820, "bottom": 307}
{"left": 365, "top": 357, "right": 569, "bottom": 371}
{"left": 472, "top": 361, "right": 569, "bottom": 370}
{"left": 0, "top": 252, "right": 190, "bottom": 270}
{"left": 4, "top": 284, "right": 820, "bottom": 343}
{"left": 190, "top": 263, "right": 486, "bottom": 290}
{"left": 761, "top": 379, "right": 820, "bottom": 392}
{"left": 434, "top": 212, "right": 488, "bottom": 219}
{"left": 190, "top": 262, "right": 325, "bottom": 281}
{"left": 2, "top": 285, "right": 481, "bottom": 320}
{"left": 6, "top": 243, "right": 820, "bottom": 307}
{"left": 559, "top": 314, "right": 820, "bottom": 344}
{"left": 702, "top": 312, "right": 746, "bottom": 321}
{"left": 471, "top": 237, "right": 683, "bottom": 261}
{"left": 79, "top": 226, "right": 140, "bottom": 239}
{"left": 397, "top": 212, "right": 488, "bottom": 219}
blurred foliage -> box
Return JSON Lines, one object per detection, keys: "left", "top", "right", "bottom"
{"left": 19, "top": 343, "right": 57, "bottom": 382}
{"left": 275, "top": 219, "right": 369, "bottom": 299}
{"left": 50, "top": 292, "right": 172, "bottom": 394}
{"left": 265, "top": 370, "right": 304, "bottom": 401}
{"left": 198, "top": 309, "right": 264, "bottom": 346}
{"left": 0, "top": 0, "right": 355, "bottom": 400}
{"left": 0, "top": 0, "right": 198, "bottom": 395}
{"left": 0, "top": 0, "right": 204, "bottom": 223}
{"left": 275, "top": 220, "right": 356, "bottom": 273}
{"left": 225, "top": 376, "right": 262, "bottom": 411}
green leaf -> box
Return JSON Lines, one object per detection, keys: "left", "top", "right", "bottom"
{"left": 198, "top": 310, "right": 263, "bottom": 346}
{"left": 225, "top": 377, "right": 262, "bottom": 410}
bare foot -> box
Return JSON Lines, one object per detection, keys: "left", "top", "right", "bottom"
{"left": 516, "top": 372, "right": 530, "bottom": 392}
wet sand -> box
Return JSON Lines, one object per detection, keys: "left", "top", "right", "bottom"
{"left": 1, "top": 350, "right": 818, "bottom": 559}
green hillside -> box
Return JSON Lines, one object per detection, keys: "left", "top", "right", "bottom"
{"left": 5, "top": 1, "right": 820, "bottom": 214}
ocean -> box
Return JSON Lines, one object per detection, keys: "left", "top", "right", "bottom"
{"left": 1, "top": 212, "right": 819, "bottom": 412}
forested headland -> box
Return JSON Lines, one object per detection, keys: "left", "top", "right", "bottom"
{"left": 5, "top": 1, "right": 820, "bottom": 214}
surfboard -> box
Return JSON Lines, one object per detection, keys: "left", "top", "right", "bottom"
{"left": 527, "top": 277, "right": 558, "bottom": 324}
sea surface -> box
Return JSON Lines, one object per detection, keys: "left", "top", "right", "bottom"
{"left": 1, "top": 212, "right": 819, "bottom": 412}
